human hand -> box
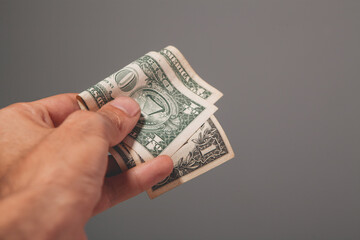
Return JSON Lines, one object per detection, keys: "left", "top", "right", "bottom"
{"left": 0, "top": 93, "right": 173, "bottom": 239}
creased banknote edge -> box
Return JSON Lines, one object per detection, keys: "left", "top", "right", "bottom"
{"left": 123, "top": 143, "right": 142, "bottom": 165}
{"left": 163, "top": 46, "right": 223, "bottom": 104}
{"left": 109, "top": 147, "right": 128, "bottom": 172}
{"left": 144, "top": 52, "right": 217, "bottom": 109}
{"left": 147, "top": 149, "right": 234, "bottom": 199}
{"left": 77, "top": 91, "right": 98, "bottom": 111}
{"left": 147, "top": 115, "right": 235, "bottom": 199}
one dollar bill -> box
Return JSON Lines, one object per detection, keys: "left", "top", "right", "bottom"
{"left": 77, "top": 46, "right": 234, "bottom": 199}
{"left": 78, "top": 49, "right": 218, "bottom": 160}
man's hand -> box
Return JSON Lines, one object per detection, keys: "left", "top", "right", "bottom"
{"left": 0, "top": 93, "right": 173, "bottom": 239}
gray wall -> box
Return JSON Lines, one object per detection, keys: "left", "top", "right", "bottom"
{"left": 1, "top": 1, "right": 360, "bottom": 239}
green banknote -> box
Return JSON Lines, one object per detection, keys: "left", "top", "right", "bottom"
{"left": 78, "top": 46, "right": 234, "bottom": 198}
{"left": 78, "top": 47, "right": 219, "bottom": 160}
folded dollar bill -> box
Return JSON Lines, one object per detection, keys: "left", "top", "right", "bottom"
{"left": 78, "top": 46, "right": 234, "bottom": 198}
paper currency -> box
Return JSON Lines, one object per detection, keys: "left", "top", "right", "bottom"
{"left": 78, "top": 51, "right": 218, "bottom": 160}
{"left": 77, "top": 46, "right": 234, "bottom": 198}
{"left": 148, "top": 116, "right": 234, "bottom": 198}
{"left": 110, "top": 143, "right": 137, "bottom": 172}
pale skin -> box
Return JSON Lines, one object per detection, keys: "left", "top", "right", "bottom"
{"left": 0, "top": 93, "right": 173, "bottom": 240}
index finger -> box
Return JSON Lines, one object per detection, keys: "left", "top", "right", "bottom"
{"left": 33, "top": 93, "right": 80, "bottom": 127}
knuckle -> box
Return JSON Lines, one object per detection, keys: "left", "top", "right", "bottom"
{"left": 62, "top": 109, "right": 126, "bottom": 145}
{"left": 67, "top": 110, "right": 94, "bottom": 120}
{"left": 98, "top": 112, "right": 124, "bottom": 141}
{"left": 7, "top": 102, "right": 34, "bottom": 113}
{"left": 65, "top": 110, "right": 110, "bottom": 139}
{"left": 101, "top": 111, "right": 124, "bottom": 133}
{"left": 1, "top": 102, "right": 49, "bottom": 122}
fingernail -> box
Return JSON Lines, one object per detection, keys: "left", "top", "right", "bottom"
{"left": 110, "top": 97, "right": 140, "bottom": 117}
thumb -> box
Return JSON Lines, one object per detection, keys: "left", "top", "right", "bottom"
{"left": 94, "top": 96, "right": 141, "bottom": 146}
{"left": 60, "top": 96, "right": 141, "bottom": 147}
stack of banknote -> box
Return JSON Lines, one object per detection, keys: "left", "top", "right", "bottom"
{"left": 77, "top": 46, "right": 234, "bottom": 198}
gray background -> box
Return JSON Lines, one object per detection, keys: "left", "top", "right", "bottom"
{"left": 1, "top": 0, "right": 359, "bottom": 239}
